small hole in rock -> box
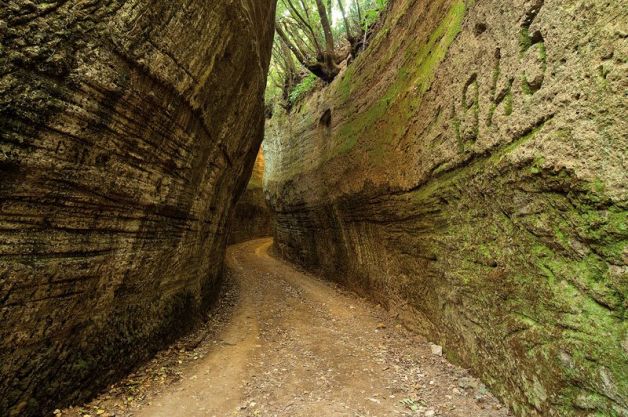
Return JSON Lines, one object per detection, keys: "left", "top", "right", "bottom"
{"left": 319, "top": 109, "right": 332, "bottom": 128}
{"left": 474, "top": 22, "right": 487, "bottom": 35}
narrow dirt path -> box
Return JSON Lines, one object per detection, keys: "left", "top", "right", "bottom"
{"left": 61, "top": 238, "right": 511, "bottom": 417}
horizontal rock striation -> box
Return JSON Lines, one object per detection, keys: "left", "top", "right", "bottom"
{"left": 264, "top": 0, "right": 627, "bottom": 415}
{"left": 229, "top": 150, "right": 274, "bottom": 244}
{"left": 0, "top": 1, "right": 275, "bottom": 415}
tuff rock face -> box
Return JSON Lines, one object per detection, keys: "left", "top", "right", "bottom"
{"left": 0, "top": 1, "right": 275, "bottom": 415}
{"left": 229, "top": 150, "right": 274, "bottom": 244}
{"left": 264, "top": 0, "right": 627, "bottom": 415}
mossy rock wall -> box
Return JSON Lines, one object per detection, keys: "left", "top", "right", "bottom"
{"left": 0, "top": 1, "right": 275, "bottom": 416}
{"left": 264, "top": 0, "right": 627, "bottom": 415}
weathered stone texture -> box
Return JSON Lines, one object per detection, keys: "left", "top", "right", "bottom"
{"left": 264, "top": 0, "right": 627, "bottom": 415}
{"left": 0, "top": 1, "right": 275, "bottom": 415}
{"left": 229, "top": 150, "right": 274, "bottom": 244}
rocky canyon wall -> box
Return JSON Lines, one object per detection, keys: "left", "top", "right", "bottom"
{"left": 264, "top": 0, "right": 627, "bottom": 415}
{"left": 229, "top": 150, "right": 274, "bottom": 244}
{"left": 0, "top": 1, "right": 275, "bottom": 415}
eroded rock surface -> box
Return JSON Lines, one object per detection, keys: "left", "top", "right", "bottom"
{"left": 229, "top": 150, "right": 274, "bottom": 244}
{"left": 264, "top": 0, "right": 627, "bottom": 415}
{"left": 0, "top": 1, "right": 275, "bottom": 415}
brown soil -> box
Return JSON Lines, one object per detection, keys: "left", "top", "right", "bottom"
{"left": 59, "top": 238, "right": 512, "bottom": 417}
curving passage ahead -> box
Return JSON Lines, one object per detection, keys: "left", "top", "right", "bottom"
{"left": 77, "top": 238, "right": 513, "bottom": 417}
